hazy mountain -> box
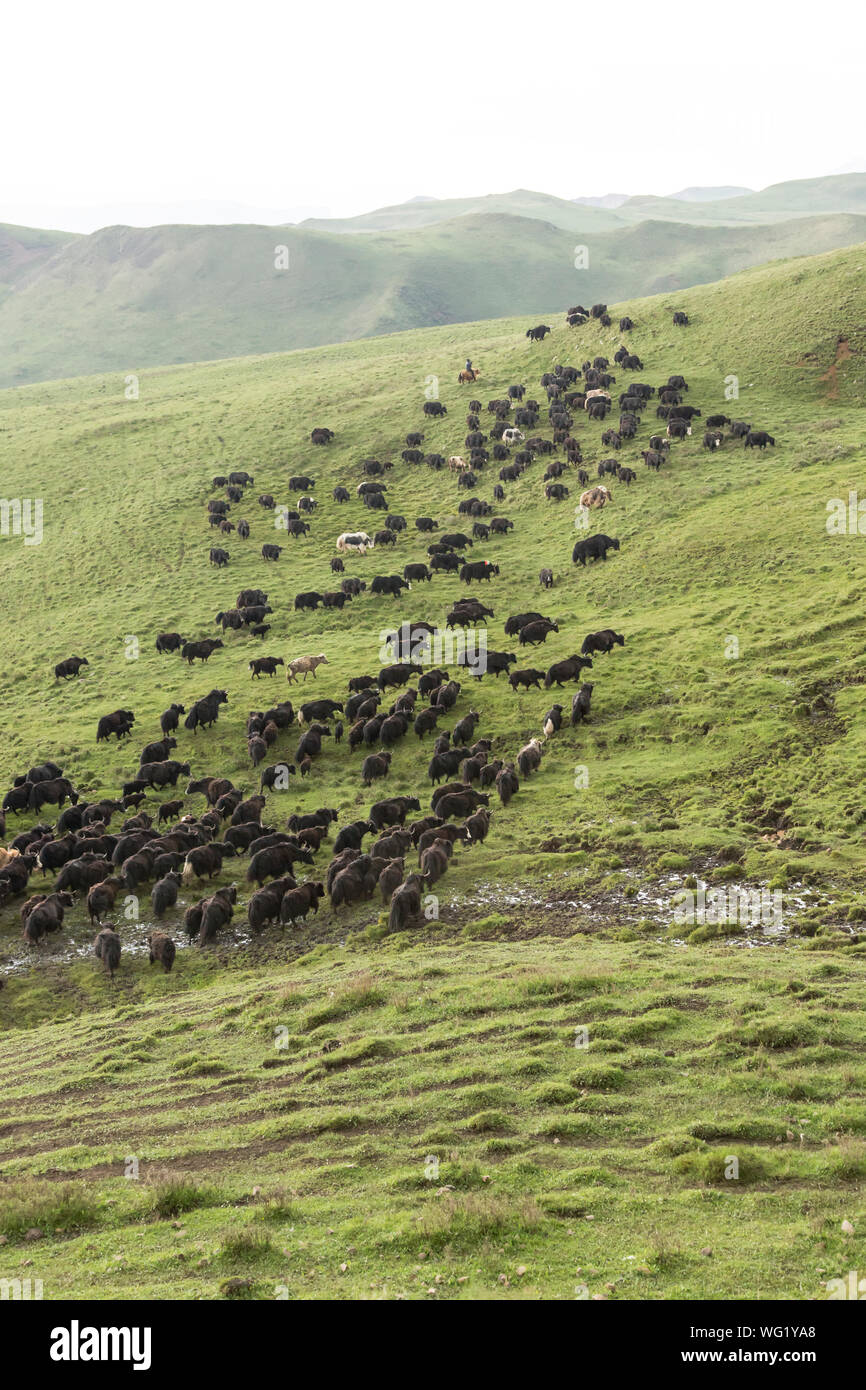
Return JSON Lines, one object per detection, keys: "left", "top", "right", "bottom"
{"left": 2, "top": 203, "right": 865, "bottom": 388}
{"left": 667, "top": 186, "right": 754, "bottom": 202}
{"left": 616, "top": 174, "right": 866, "bottom": 224}
{"left": 571, "top": 193, "right": 631, "bottom": 209}
{"left": 299, "top": 189, "right": 626, "bottom": 234}
{"left": 0, "top": 200, "right": 331, "bottom": 236}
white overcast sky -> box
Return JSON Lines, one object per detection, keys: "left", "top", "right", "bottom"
{"left": 3, "top": 0, "right": 864, "bottom": 231}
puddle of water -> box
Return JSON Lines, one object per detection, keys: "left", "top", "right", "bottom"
{"left": 0, "top": 864, "right": 825, "bottom": 980}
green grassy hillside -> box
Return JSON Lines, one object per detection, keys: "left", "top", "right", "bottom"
{"left": 3, "top": 191, "right": 866, "bottom": 387}
{"left": 1, "top": 243, "right": 865, "bottom": 1299}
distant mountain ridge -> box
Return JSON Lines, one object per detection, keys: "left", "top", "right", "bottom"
{"left": 1, "top": 173, "right": 865, "bottom": 388}
{"left": 298, "top": 174, "right": 866, "bottom": 234}
{"left": 667, "top": 185, "right": 754, "bottom": 201}
{"left": 571, "top": 193, "right": 631, "bottom": 209}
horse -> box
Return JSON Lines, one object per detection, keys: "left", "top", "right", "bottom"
{"left": 458, "top": 369, "right": 480, "bottom": 384}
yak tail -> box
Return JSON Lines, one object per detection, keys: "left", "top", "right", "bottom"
{"left": 181, "top": 859, "right": 196, "bottom": 886}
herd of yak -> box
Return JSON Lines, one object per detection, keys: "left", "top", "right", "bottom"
{"left": 1, "top": 299, "right": 777, "bottom": 978}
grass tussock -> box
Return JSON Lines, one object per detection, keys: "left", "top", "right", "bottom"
{"left": 217, "top": 1229, "right": 274, "bottom": 1264}
{"left": 413, "top": 1193, "right": 542, "bottom": 1251}
{"left": 0, "top": 1181, "right": 100, "bottom": 1241}
{"left": 147, "top": 1177, "right": 220, "bottom": 1220}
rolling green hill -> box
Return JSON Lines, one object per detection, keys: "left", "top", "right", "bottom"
{"left": 2, "top": 197, "right": 866, "bottom": 387}
{"left": 299, "top": 188, "right": 626, "bottom": 235}
{"left": 1, "top": 244, "right": 865, "bottom": 1300}
{"left": 616, "top": 174, "right": 866, "bottom": 225}
{"left": 307, "top": 175, "right": 866, "bottom": 232}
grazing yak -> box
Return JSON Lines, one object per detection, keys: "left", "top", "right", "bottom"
{"left": 516, "top": 738, "right": 543, "bottom": 778}
{"left": 579, "top": 486, "right": 612, "bottom": 510}
{"left": 139, "top": 736, "right": 177, "bottom": 764}
{"left": 744, "top": 430, "right": 776, "bottom": 449}
{"left": 545, "top": 655, "right": 593, "bottom": 688}
{"left": 286, "top": 654, "right": 328, "bottom": 683}
{"left": 571, "top": 683, "right": 594, "bottom": 725}
{"left": 247, "top": 842, "right": 314, "bottom": 886}
{"left": 496, "top": 765, "right": 520, "bottom": 806}
{"left": 504, "top": 610, "right": 543, "bottom": 636}
{"left": 298, "top": 697, "right": 343, "bottom": 725}
{"left": 85, "top": 876, "right": 124, "bottom": 925}
{"left": 463, "top": 808, "right": 491, "bottom": 845}
{"left": 94, "top": 926, "right": 122, "bottom": 978}
{"left": 519, "top": 619, "right": 558, "bottom": 646}
{"left": 377, "top": 859, "right": 405, "bottom": 904}
{"left": 96, "top": 709, "right": 135, "bottom": 742}
{"left": 572, "top": 534, "right": 620, "bottom": 566}
{"left": 197, "top": 885, "right": 238, "bottom": 945}
{"left": 509, "top": 668, "right": 545, "bottom": 692}
{"left": 460, "top": 560, "right": 499, "bottom": 584}
{"left": 420, "top": 841, "right": 451, "bottom": 886}
{"left": 151, "top": 871, "right": 181, "bottom": 916}
{"left": 341, "top": 578, "right": 366, "bottom": 598}
{"left": 22, "top": 891, "right": 75, "bottom": 945}
{"left": 362, "top": 752, "right": 392, "bottom": 786}
{"left": 388, "top": 874, "right": 427, "bottom": 931}
{"left": 542, "top": 704, "right": 564, "bottom": 738}
{"left": 280, "top": 881, "right": 325, "bottom": 925}
{"left": 336, "top": 531, "right": 374, "bottom": 554}
{"left": 330, "top": 855, "right": 378, "bottom": 907}
{"left": 404, "top": 562, "right": 432, "bottom": 584}
{"left": 181, "top": 638, "right": 224, "bottom": 664}
{"left": 148, "top": 932, "right": 176, "bottom": 972}
{"left": 54, "top": 655, "right": 89, "bottom": 680}
{"left": 581, "top": 630, "right": 624, "bottom": 656}
{"left": 184, "top": 690, "right": 228, "bottom": 734}
{"left": 28, "top": 777, "right": 79, "bottom": 813}
{"left": 138, "top": 760, "right": 191, "bottom": 789}
{"left": 249, "top": 656, "right": 284, "bottom": 679}
{"left": 378, "top": 662, "right": 423, "bottom": 691}
{"left": 371, "top": 574, "right": 410, "bottom": 598}
{"left": 247, "top": 877, "right": 296, "bottom": 932}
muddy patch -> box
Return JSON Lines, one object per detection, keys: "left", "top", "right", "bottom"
{"left": 819, "top": 335, "right": 853, "bottom": 400}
